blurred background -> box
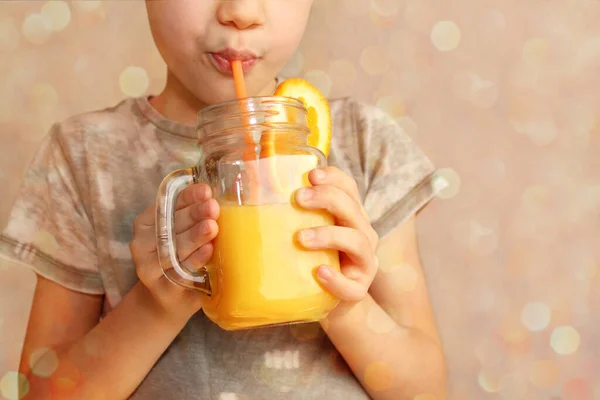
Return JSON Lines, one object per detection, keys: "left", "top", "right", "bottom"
{"left": 1, "top": 0, "right": 600, "bottom": 399}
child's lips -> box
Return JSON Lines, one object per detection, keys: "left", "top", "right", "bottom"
{"left": 210, "top": 50, "right": 258, "bottom": 75}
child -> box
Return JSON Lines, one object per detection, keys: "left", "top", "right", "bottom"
{"left": 1, "top": 1, "right": 446, "bottom": 399}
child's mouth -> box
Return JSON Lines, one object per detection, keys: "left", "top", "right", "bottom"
{"left": 210, "top": 49, "right": 258, "bottom": 75}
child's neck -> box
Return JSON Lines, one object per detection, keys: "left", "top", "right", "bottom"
{"left": 150, "top": 70, "right": 206, "bottom": 126}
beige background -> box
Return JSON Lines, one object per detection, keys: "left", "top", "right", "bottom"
{"left": 1, "top": 0, "right": 600, "bottom": 399}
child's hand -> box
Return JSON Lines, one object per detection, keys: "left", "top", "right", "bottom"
{"left": 294, "top": 167, "right": 380, "bottom": 305}
{"left": 130, "top": 183, "right": 220, "bottom": 319}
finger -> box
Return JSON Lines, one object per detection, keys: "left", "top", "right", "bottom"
{"left": 130, "top": 228, "right": 157, "bottom": 259}
{"left": 176, "top": 219, "right": 219, "bottom": 261}
{"left": 175, "top": 183, "right": 212, "bottom": 210}
{"left": 315, "top": 265, "right": 367, "bottom": 303}
{"left": 133, "top": 205, "right": 156, "bottom": 233}
{"left": 295, "top": 185, "right": 374, "bottom": 236}
{"left": 136, "top": 241, "right": 214, "bottom": 286}
{"left": 175, "top": 198, "right": 220, "bottom": 234}
{"left": 132, "top": 200, "right": 218, "bottom": 258}
{"left": 135, "top": 252, "right": 163, "bottom": 283}
{"left": 308, "top": 167, "right": 361, "bottom": 203}
{"left": 297, "top": 226, "right": 377, "bottom": 271}
{"left": 181, "top": 242, "right": 214, "bottom": 272}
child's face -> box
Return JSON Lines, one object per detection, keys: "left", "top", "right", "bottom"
{"left": 146, "top": 0, "right": 313, "bottom": 106}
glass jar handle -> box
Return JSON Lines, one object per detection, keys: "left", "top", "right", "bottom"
{"left": 155, "top": 167, "right": 212, "bottom": 295}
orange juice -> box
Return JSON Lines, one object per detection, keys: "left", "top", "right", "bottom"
{"left": 202, "top": 202, "right": 340, "bottom": 330}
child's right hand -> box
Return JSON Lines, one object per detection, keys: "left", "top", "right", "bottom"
{"left": 129, "top": 183, "right": 220, "bottom": 320}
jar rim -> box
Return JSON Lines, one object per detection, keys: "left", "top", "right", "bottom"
{"left": 197, "top": 96, "right": 305, "bottom": 123}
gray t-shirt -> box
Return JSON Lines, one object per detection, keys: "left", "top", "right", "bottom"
{"left": 1, "top": 96, "right": 438, "bottom": 399}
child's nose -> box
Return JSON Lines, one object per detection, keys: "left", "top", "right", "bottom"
{"left": 216, "top": 0, "right": 265, "bottom": 30}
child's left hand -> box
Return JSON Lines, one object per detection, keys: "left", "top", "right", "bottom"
{"left": 295, "top": 167, "right": 380, "bottom": 305}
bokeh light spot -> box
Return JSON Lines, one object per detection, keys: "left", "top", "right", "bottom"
{"left": 521, "top": 185, "right": 551, "bottom": 212}
{"left": 366, "top": 304, "right": 396, "bottom": 334}
{"left": 49, "top": 361, "right": 81, "bottom": 397}
{"left": 328, "top": 59, "right": 357, "bottom": 94}
{"left": 550, "top": 326, "right": 580, "bottom": 355}
{"left": 522, "top": 37, "right": 549, "bottom": 67}
{"left": 22, "top": 14, "right": 52, "bottom": 45}
{"left": 521, "top": 301, "right": 551, "bottom": 332}
{"left": 454, "top": 72, "right": 498, "bottom": 108}
{"left": 454, "top": 219, "right": 498, "bottom": 255}
{"left": 29, "top": 347, "right": 59, "bottom": 378}
{"left": 431, "top": 21, "right": 461, "bottom": 52}
{"left": 563, "top": 378, "right": 592, "bottom": 400}
{"left": 487, "top": 10, "right": 506, "bottom": 31}
{"left": 360, "top": 45, "right": 390, "bottom": 76}
{"left": 397, "top": 116, "right": 418, "bottom": 136}
{"left": 376, "top": 96, "right": 405, "bottom": 119}
{"left": 413, "top": 394, "right": 436, "bottom": 400}
{"left": 41, "top": 1, "right": 71, "bottom": 32}
{"left": 383, "top": 263, "right": 419, "bottom": 292}
{"left": 511, "top": 117, "right": 558, "bottom": 146}
{"left": 478, "top": 370, "right": 501, "bottom": 393}
{"left": 500, "top": 314, "right": 530, "bottom": 349}
{"left": 73, "top": 0, "right": 102, "bottom": 12}
{"left": 119, "top": 66, "right": 149, "bottom": 97}
{"left": 369, "top": 1, "right": 397, "bottom": 28}
{"left": 371, "top": 0, "right": 401, "bottom": 17}
{"left": 29, "top": 83, "right": 58, "bottom": 113}
{"left": 304, "top": 70, "right": 332, "bottom": 98}
{"left": 0, "top": 371, "right": 29, "bottom": 400}
{"left": 0, "top": 18, "right": 21, "bottom": 52}
{"left": 434, "top": 168, "right": 461, "bottom": 199}
{"left": 364, "top": 361, "right": 394, "bottom": 392}
{"left": 83, "top": 329, "right": 103, "bottom": 357}
{"left": 529, "top": 359, "right": 559, "bottom": 388}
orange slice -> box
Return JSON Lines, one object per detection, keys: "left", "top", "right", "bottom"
{"left": 273, "top": 78, "right": 332, "bottom": 157}
{"left": 255, "top": 79, "right": 332, "bottom": 198}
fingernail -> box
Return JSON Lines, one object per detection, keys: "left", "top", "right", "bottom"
{"left": 317, "top": 265, "right": 333, "bottom": 281}
{"left": 313, "top": 169, "right": 326, "bottom": 181}
{"left": 298, "top": 188, "right": 314, "bottom": 201}
{"left": 299, "top": 229, "right": 315, "bottom": 244}
{"left": 195, "top": 186, "right": 207, "bottom": 202}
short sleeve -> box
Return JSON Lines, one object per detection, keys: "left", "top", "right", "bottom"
{"left": 350, "top": 101, "right": 442, "bottom": 238}
{"left": 0, "top": 125, "right": 103, "bottom": 294}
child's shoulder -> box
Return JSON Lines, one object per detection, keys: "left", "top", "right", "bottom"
{"left": 329, "top": 96, "right": 410, "bottom": 150}
{"left": 329, "top": 96, "right": 393, "bottom": 121}
{"left": 49, "top": 97, "right": 145, "bottom": 145}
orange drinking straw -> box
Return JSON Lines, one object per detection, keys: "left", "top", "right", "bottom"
{"left": 232, "top": 61, "right": 259, "bottom": 202}
{"left": 231, "top": 61, "right": 281, "bottom": 200}
{"left": 232, "top": 60, "right": 247, "bottom": 99}
{"left": 231, "top": 61, "right": 253, "bottom": 148}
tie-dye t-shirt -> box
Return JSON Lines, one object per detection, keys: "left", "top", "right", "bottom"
{"left": 0, "top": 96, "right": 439, "bottom": 399}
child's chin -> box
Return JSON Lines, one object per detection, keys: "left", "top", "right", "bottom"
{"left": 193, "top": 83, "right": 239, "bottom": 106}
